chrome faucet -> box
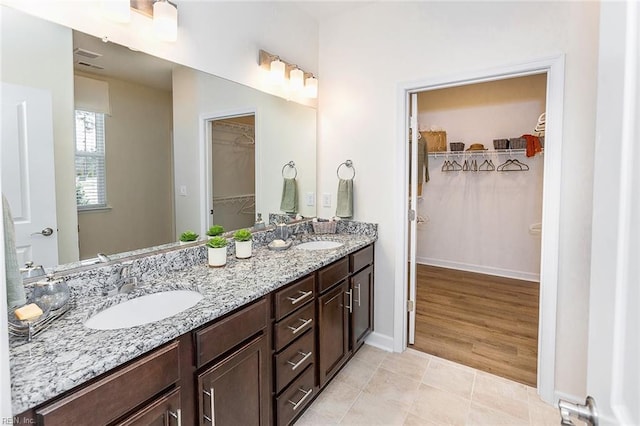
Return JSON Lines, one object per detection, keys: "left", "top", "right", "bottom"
{"left": 103, "top": 264, "right": 138, "bottom": 296}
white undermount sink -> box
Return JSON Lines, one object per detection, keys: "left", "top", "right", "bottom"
{"left": 84, "top": 290, "right": 203, "bottom": 330}
{"left": 296, "top": 241, "right": 344, "bottom": 250}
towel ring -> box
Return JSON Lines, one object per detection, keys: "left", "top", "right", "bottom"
{"left": 337, "top": 160, "right": 356, "bottom": 179}
{"left": 282, "top": 161, "right": 297, "bottom": 179}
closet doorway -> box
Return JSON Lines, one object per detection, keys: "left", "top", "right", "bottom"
{"left": 208, "top": 114, "right": 256, "bottom": 231}
{"left": 401, "top": 56, "right": 566, "bottom": 401}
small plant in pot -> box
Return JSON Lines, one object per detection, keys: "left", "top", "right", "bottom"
{"left": 206, "top": 236, "right": 228, "bottom": 267}
{"left": 233, "top": 228, "right": 252, "bottom": 259}
{"left": 179, "top": 230, "right": 199, "bottom": 245}
{"left": 206, "top": 225, "right": 224, "bottom": 237}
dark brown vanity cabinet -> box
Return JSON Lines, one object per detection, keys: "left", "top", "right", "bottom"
{"left": 194, "top": 297, "right": 271, "bottom": 426}
{"left": 272, "top": 275, "right": 318, "bottom": 426}
{"left": 350, "top": 265, "right": 374, "bottom": 351}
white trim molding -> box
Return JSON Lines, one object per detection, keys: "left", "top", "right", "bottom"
{"left": 394, "top": 54, "right": 565, "bottom": 404}
{"left": 416, "top": 257, "right": 540, "bottom": 283}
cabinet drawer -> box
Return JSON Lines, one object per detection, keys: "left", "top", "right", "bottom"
{"left": 115, "top": 387, "right": 181, "bottom": 426}
{"left": 274, "top": 274, "right": 315, "bottom": 321}
{"left": 317, "top": 257, "right": 349, "bottom": 293}
{"left": 195, "top": 298, "right": 268, "bottom": 368}
{"left": 36, "top": 341, "right": 180, "bottom": 426}
{"left": 275, "top": 329, "right": 315, "bottom": 394}
{"left": 350, "top": 244, "right": 373, "bottom": 273}
{"left": 274, "top": 301, "right": 315, "bottom": 351}
{"left": 276, "top": 365, "right": 316, "bottom": 426}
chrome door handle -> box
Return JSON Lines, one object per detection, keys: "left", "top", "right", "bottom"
{"left": 288, "top": 318, "right": 313, "bottom": 334}
{"left": 287, "top": 351, "right": 313, "bottom": 371}
{"left": 345, "top": 290, "right": 353, "bottom": 313}
{"left": 355, "top": 283, "right": 361, "bottom": 307}
{"left": 203, "top": 387, "right": 215, "bottom": 425}
{"left": 169, "top": 408, "right": 182, "bottom": 426}
{"left": 31, "top": 227, "right": 54, "bottom": 237}
{"left": 288, "top": 387, "right": 313, "bottom": 411}
{"left": 287, "top": 290, "right": 312, "bottom": 305}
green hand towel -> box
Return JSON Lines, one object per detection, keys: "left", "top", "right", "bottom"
{"left": 3, "top": 195, "right": 26, "bottom": 308}
{"left": 280, "top": 178, "right": 298, "bottom": 214}
{"left": 336, "top": 178, "right": 353, "bottom": 218}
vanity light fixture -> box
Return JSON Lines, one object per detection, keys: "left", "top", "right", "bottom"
{"left": 100, "top": 0, "right": 178, "bottom": 42}
{"left": 153, "top": 0, "right": 178, "bottom": 42}
{"left": 259, "top": 49, "right": 318, "bottom": 98}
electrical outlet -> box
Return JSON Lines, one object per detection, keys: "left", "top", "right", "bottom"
{"left": 305, "top": 192, "right": 315, "bottom": 206}
{"left": 179, "top": 185, "right": 187, "bottom": 196}
{"left": 322, "top": 193, "right": 331, "bottom": 208}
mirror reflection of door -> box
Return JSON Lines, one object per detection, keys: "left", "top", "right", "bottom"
{"left": 210, "top": 115, "right": 256, "bottom": 231}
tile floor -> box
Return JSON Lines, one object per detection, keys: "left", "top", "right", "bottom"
{"left": 295, "top": 345, "right": 563, "bottom": 425}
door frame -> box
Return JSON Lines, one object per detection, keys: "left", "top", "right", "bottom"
{"left": 394, "top": 54, "right": 565, "bottom": 403}
{"left": 199, "top": 108, "right": 258, "bottom": 234}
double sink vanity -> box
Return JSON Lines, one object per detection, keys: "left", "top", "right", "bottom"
{"left": 9, "top": 220, "right": 377, "bottom": 425}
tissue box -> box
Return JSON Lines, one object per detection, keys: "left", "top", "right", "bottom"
{"left": 421, "top": 131, "right": 447, "bottom": 152}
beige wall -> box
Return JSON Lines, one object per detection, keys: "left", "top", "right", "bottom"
{"left": 0, "top": 5, "right": 78, "bottom": 263}
{"left": 317, "top": 1, "right": 599, "bottom": 399}
{"left": 77, "top": 73, "right": 173, "bottom": 259}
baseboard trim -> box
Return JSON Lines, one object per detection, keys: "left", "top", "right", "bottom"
{"left": 364, "top": 332, "right": 394, "bottom": 352}
{"left": 416, "top": 257, "right": 540, "bottom": 282}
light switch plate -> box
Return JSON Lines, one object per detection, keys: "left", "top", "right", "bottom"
{"left": 305, "top": 192, "right": 315, "bottom": 206}
{"left": 322, "top": 193, "right": 331, "bottom": 208}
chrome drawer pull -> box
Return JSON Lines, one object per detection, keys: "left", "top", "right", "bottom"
{"left": 203, "top": 388, "right": 215, "bottom": 425}
{"left": 288, "top": 318, "right": 313, "bottom": 334}
{"left": 287, "top": 351, "right": 313, "bottom": 371}
{"left": 345, "top": 290, "right": 353, "bottom": 313}
{"left": 287, "top": 290, "right": 313, "bottom": 305}
{"left": 169, "top": 408, "right": 182, "bottom": 426}
{"left": 288, "top": 387, "right": 313, "bottom": 411}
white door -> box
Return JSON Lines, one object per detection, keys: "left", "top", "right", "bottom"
{"left": 1, "top": 82, "right": 59, "bottom": 267}
{"left": 407, "top": 93, "right": 418, "bottom": 344}
{"left": 560, "top": 2, "right": 640, "bottom": 425}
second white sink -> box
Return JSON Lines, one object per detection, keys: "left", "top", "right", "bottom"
{"left": 85, "top": 290, "right": 203, "bottom": 330}
{"left": 296, "top": 241, "right": 344, "bottom": 250}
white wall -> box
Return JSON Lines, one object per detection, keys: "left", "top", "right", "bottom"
{"left": 417, "top": 75, "right": 546, "bottom": 280}
{"left": 0, "top": 6, "right": 78, "bottom": 264}
{"left": 317, "top": 1, "right": 599, "bottom": 398}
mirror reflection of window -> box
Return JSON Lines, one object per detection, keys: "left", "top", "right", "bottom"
{"left": 75, "top": 110, "right": 107, "bottom": 209}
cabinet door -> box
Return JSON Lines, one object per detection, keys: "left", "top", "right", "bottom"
{"left": 115, "top": 388, "right": 181, "bottom": 426}
{"left": 317, "top": 280, "right": 350, "bottom": 387}
{"left": 351, "top": 265, "right": 373, "bottom": 351}
{"left": 197, "top": 334, "right": 270, "bottom": 426}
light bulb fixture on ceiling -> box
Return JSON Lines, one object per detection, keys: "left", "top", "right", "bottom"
{"left": 259, "top": 49, "right": 318, "bottom": 98}
{"left": 153, "top": 0, "right": 178, "bottom": 42}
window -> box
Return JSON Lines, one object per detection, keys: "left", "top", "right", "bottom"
{"left": 75, "top": 110, "right": 107, "bottom": 209}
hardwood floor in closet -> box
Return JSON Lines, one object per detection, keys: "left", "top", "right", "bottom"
{"left": 411, "top": 264, "right": 539, "bottom": 387}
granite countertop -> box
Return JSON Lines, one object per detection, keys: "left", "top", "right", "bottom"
{"left": 9, "top": 231, "right": 376, "bottom": 414}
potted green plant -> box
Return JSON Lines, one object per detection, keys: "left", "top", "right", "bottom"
{"left": 206, "top": 225, "right": 224, "bottom": 237}
{"left": 233, "top": 228, "right": 252, "bottom": 259}
{"left": 179, "top": 230, "right": 199, "bottom": 245}
{"left": 206, "top": 236, "right": 228, "bottom": 267}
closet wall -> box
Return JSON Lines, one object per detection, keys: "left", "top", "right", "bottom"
{"left": 417, "top": 74, "right": 546, "bottom": 281}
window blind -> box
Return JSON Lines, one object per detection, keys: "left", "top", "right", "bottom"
{"left": 75, "top": 110, "right": 107, "bottom": 209}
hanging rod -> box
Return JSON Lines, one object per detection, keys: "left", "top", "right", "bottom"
{"left": 427, "top": 148, "right": 544, "bottom": 158}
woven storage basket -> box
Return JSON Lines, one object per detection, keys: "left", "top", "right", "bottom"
{"left": 312, "top": 221, "right": 337, "bottom": 234}
{"left": 450, "top": 142, "right": 465, "bottom": 152}
{"left": 493, "top": 139, "right": 509, "bottom": 150}
{"left": 421, "top": 131, "right": 447, "bottom": 152}
{"left": 509, "top": 137, "right": 527, "bottom": 149}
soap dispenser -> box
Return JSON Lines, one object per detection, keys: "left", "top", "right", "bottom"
{"left": 254, "top": 213, "right": 265, "bottom": 230}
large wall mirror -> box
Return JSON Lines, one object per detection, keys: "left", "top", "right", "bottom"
{"left": 1, "top": 6, "right": 316, "bottom": 269}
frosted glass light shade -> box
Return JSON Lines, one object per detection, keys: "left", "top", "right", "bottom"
{"left": 101, "top": 0, "right": 131, "bottom": 23}
{"left": 305, "top": 76, "right": 318, "bottom": 98}
{"left": 270, "top": 59, "right": 286, "bottom": 84}
{"left": 290, "top": 68, "right": 304, "bottom": 91}
{"left": 153, "top": 0, "right": 178, "bottom": 42}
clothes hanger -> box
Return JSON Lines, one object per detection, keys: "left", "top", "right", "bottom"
{"left": 478, "top": 159, "right": 495, "bottom": 171}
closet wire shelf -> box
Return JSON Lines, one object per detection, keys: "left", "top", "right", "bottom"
{"left": 427, "top": 148, "right": 543, "bottom": 158}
